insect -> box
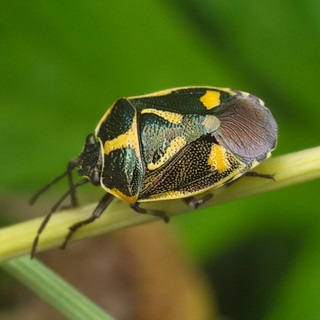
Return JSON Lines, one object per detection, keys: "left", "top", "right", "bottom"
{"left": 31, "top": 87, "right": 278, "bottom": 256}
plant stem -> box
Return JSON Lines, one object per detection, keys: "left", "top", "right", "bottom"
{"left": 0, "top": 146, "right": 319, "bottom": 263}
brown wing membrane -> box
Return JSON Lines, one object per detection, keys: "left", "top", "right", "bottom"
{"left": 213, "top": 95, "right": 278, "bottom": 162}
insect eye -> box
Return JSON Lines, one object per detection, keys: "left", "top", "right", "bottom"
{"left": 91, "top": 171, "right": 100, "bottom": 186}
{"left": 86, "top": 134, "right": 96, "bottom": 145}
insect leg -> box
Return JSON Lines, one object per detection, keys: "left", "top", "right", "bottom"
{"left": 183, "top": 193, "right": 213, "bottom": 209}
{"left": 66, "top": 159, "right": 80, "bottom": 208}
{"left": 245, "top": 171, "right": 275, "bottom": 180}
{"left": 130, "top": 203, "right": 169, "bottom": 223}
{"left": 31, "top": 179, "right": 89, "bottom": 258}
{"left": 60, "top": 192, "right": 114, "bottom": 249}
{"left": 30, "top": 159, "right": 79, "bottom": 206}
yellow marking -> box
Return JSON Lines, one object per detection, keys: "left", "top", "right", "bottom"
{"left": 141, "top": 109, "right": 183, "bottom": 124}
{"left": 107, "top": 188, "right": 138, "bottom": 203}
{"left": 104, "top": 114, "right": 139, "bottom": 155}
{"left": 200, "top": 90, "right": 221, "bottom": 109}
{"left": 149, "top": 88, "right": 174, "bottom": 97}
{"left": 127, "top": 86, "right": 237, "bottom": 100}
{"left": 218, "top": 87, "right": 236, "bottom": 96}
{"left": 208, "top": 145, "right": 229, "bottom": 173}
{"left": 239, "top": 90, "right": 250, "bottom": 97}
{"left": 238, "top": 91, "right": 265, "bottom": 106}
{"left": 128, "top": 88, "right": 174, "bottom": 99}
{"left": 147, "top": 136, "right": 187, "bottom": 171}
{"left": 202, "top": 115, "right": 220, "bottom": 132}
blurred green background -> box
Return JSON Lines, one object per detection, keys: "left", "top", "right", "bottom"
{"left": 1, "top": 1, "right": 320, "bottom": 319}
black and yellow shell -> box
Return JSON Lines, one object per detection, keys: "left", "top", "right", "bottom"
{"left": 77, "top": 87, "right": 278, "bottom": 204}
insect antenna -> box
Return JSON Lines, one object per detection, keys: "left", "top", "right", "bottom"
{"left": 30, "top": 159, "right": 78, "bottom": 205}
{"left": 31, "top": 178, "right": 89, "bottom": 258}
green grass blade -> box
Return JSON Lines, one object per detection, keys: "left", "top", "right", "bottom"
{"left": 2, "top": 256, "right": 114, "bottom": 320}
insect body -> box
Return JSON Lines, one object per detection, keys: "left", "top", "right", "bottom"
{"left": 31, "top": 87, "right": 278, "bottom": 255}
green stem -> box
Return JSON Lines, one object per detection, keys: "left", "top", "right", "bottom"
{"left": 0, "top": 146, "right": 320, "bottom": 263}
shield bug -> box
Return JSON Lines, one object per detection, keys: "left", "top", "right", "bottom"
{"left": 31, "top": 87, "right": 278, "bottom": 256}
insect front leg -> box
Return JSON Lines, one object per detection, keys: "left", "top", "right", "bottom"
{"left": 66, "top": 158, "right": 80, "bottom": 208}
{"left": 60, "top": 192, "right": 114, "bottom": 249}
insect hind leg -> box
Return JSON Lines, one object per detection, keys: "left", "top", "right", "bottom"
{"left": 131, "top": 203, "right": 169, "bottom": 223}
{"left": 244, "top": 171, "right": 275, "bottom": 180}
{"left": 183, "top": 193, "right": 213, "bottom": 209}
